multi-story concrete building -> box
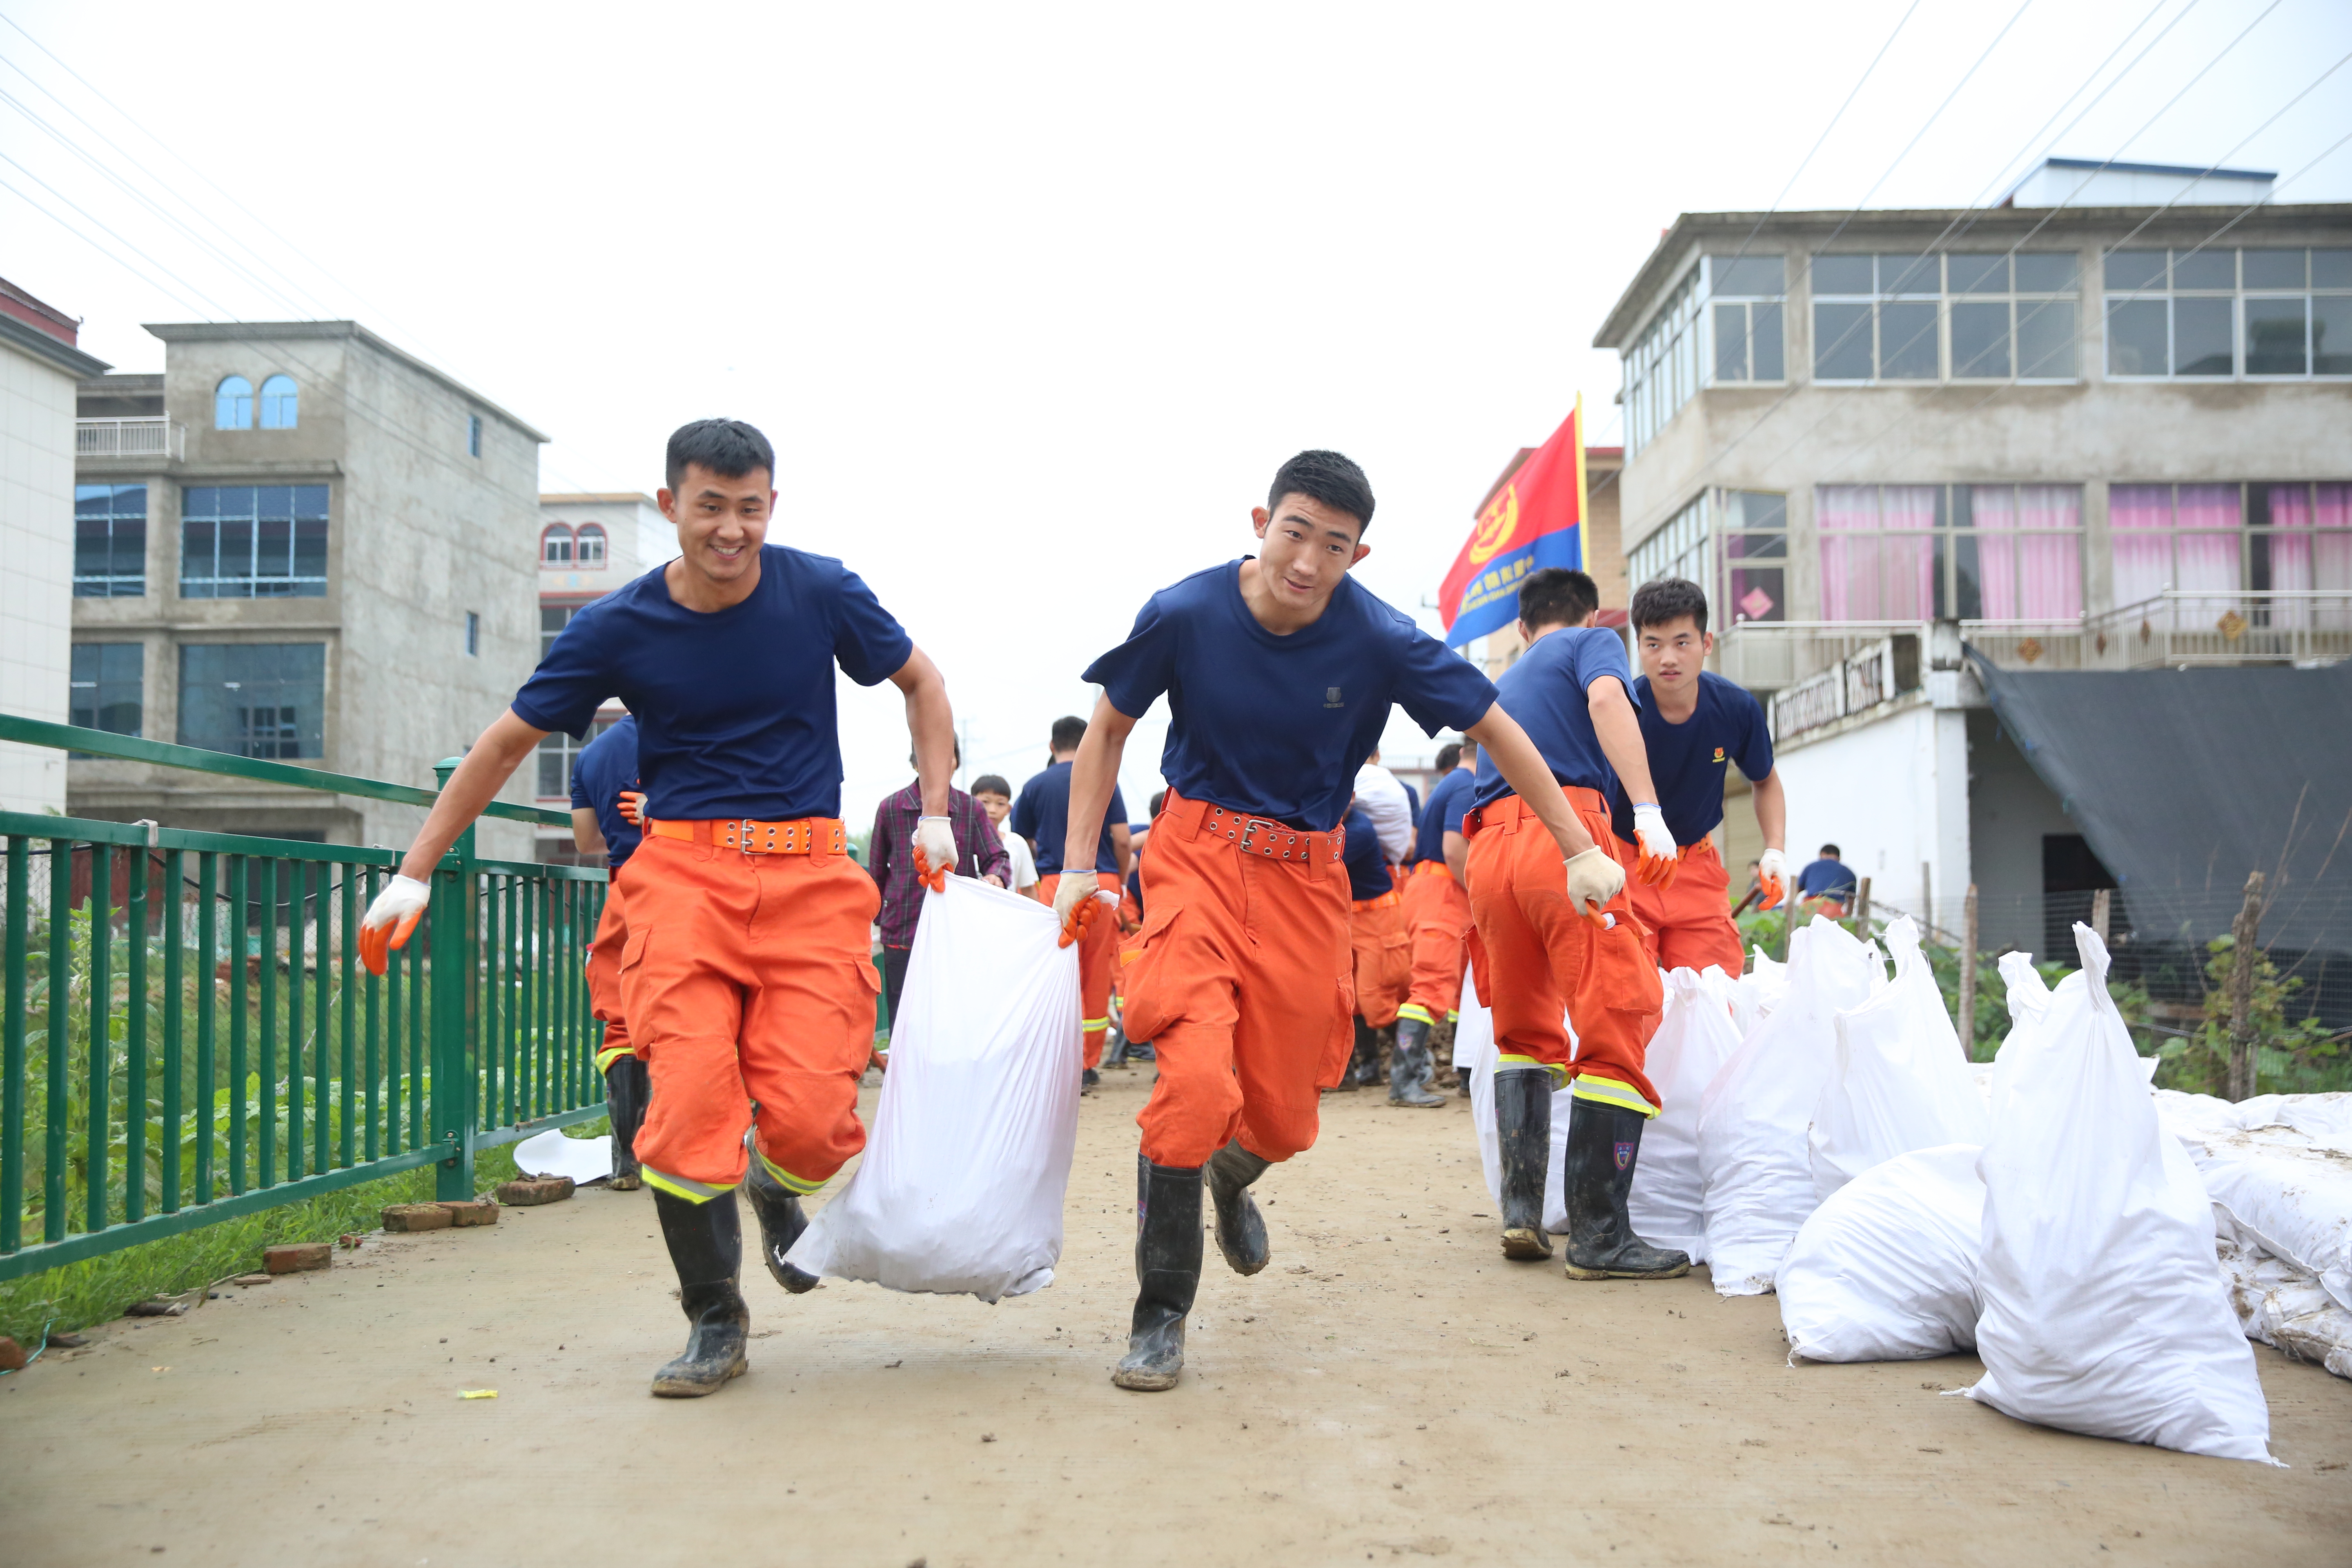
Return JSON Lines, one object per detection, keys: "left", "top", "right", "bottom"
{"left": 1, "top": 278, "right": 107, "bottom": 813}
{"left": 69, "top": 321, "right": 546, "bottom": 857}
{"left": 532, "top": 491, "right": 666, "bottom": 858}
{"left": 1594, "top": 160, "right": 2351, "bottom": 963}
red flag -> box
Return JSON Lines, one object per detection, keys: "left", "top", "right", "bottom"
{"left": 1439, "top": 399, "right": 1588, "bottom": 648}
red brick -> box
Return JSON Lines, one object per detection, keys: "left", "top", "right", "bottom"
{"left": 437, "top": 1198, "right": 500, "bottom": 1227}
{"left": 381, "top": 1204, "right": 452, "bottom": 1233}
{"left": 263, "top": 1242, "right": 331, "bottom": 1274}
{"left": 0, "top": 1336, "right": 25, "bottom": 1372}
{"left": 494, "top": 1177, "right": 575, "bottom": 1207}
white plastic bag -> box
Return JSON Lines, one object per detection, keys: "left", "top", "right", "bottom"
{"left": 1729, "top": 947, "right": 1786, "bottom": 1040}
{"left": 1628, "top": 967, "right": 1742, "bottom": 1263}
{"left": 784, "top": 876, "right": 1081, "bottom": 1303}
{"left": 1981, "top": 951, "right": 2056, "bottom": 1123}
{"left": 1809, "top": 918, "right": 1990, "bottom": 1199}
{"left": 1779, "top": 1142, "right": 1984, "bottom": 1362}
{"left": 1697, "top": 917, "right": 1877, "bottom": 1295}
{"left": 1967, "top": 924, "right": 2274, "bottom": 1462}
{"left": 1464, "top": 969, "right": 1573, "bottom": 1231}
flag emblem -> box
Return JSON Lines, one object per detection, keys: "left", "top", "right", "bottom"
{"left": 1613, "top": 1140, "right": 1634, "bottom": 1171}
{"left": 1713, "top": 747, "right": 1726, "bottom": 763}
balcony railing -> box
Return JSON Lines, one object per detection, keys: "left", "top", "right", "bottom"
{"left": 75, "top": 417, "right": 183, "bottom": 460}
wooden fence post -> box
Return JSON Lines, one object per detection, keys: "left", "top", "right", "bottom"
{"left": 1855, "top": 876, "right": 1872, "bottom": 938}
{"left": 2227, "top": 870, "right": 2265, "bottom": 1102}
{"left": 1958, "top": 884, "right": 1979, "bottom": 1059}
{"left": 2091, "top": 887, "right": 2111, "bottom": 944}
{"left": 1921, "top": 861, "right": 1934, "bottom": 942}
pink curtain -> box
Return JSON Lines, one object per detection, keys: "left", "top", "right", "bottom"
{"left": 2017, "top": 484, "right": 2082, "bottom": 619}
{"left": 2110, "top": 484, "right": 2174, "bottom": 608}
{"left": 1817, "top": 486, "right": 1875, "bottom": 620}
{"left": 2174, "top": 483, "right": 2243, "bottom": 594}
{"left": 2267, "top": 483, "right": 2313, "bottom": 595}
{"left": 1971, "top": 486, "right": 2020, "bottom": 619}
{"left": 2318, "top": 484, "right": 2352, "bottom": 593}
{"left": 1878, "top": 486, "right": 1937, "bottom": 620}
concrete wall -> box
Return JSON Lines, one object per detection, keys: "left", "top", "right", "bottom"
{"left": 1770, "top": 694, "right": 1969, "bottom": 919}
{"left": 0, "top": 337, "right": 74, "bottom": 811}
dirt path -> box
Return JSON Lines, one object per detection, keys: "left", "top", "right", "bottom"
{"left": 4, "top": 1066, "right": 2348, "bottom": 1567}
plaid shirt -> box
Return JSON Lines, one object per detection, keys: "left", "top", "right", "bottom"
{"left": 867, "top": 780, "right": 1011, "bottom": 949}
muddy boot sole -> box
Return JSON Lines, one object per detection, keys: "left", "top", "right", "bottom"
{"left": 1563, "top": 1256, "right": 1691, "bottom": 1281}
{"left": 1111, "top": 1356, "right": 1183, "bottom": 1392}
{"left": 650, "top": 1347, "right": 748, "bottom": 1397}
{"left": 1501, "top": 1226, "right": 1555, "bottom": 1261}
{"left": 609, "top": 1173, "right": 642, "bottom": 1191}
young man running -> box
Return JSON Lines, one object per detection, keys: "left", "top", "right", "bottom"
{"left": 1399, "top": 737, "right": 1476, "bottom": 1093}
{"left": 1055, "top": 450, "right": 1596, "bottom": 1392}
{"left": 358, "top": 418, "right": 958, "bottom": 1399}
{"left": 1012, "top": 716, "right": 1130, "bottom": 1085}
{"left": 1607, "top": 577, "right": 1785, "bottom": 975}
{"left": 571, "top": 714, "right": 648, "bottom": 1188}
{"left": 1465, "top": 567, "right": 1686, "bottom": 1281}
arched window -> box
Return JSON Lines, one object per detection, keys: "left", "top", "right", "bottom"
{"left": 215, "top": 376, "right": 253, "bottom": 430}
{"left": 540, "top": 524, "right": 574, "bottom": 566}
{"left": 258, "top": 374, "right": 298, "bottom": 429}
{"left": 575, "top": 523, "right": 607, "bottom": 566}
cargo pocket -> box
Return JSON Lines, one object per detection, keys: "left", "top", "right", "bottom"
{"left": 1315, "top": 967, "right": 1357, "bottom": 1089}
{"left": 1592, "top": 917, "right": 1664, "bottom": 1024}
{"left": 1118, "top": 903, "right": 1184, "bottom": 1044}
{"left": 621, "top": 924, "right": 651, "bottom": 972}
{"left": 848, "top": 956, "right": 883, "bottom": 1070}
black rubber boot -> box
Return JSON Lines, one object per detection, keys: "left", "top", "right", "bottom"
{"left": 604, "top": 1056, "right": 648, "bottom": 1190}
{"left": 743, "top": 1154, "right": 822, "bottom": 1295}
{"left": 1203, "top": 1141, "right": 1270, "bottom": 1275}
{"left": 1561, "top": 1099, "right": 1691, "bottom": 1281}
{"left": 1387, "top": 1018, "right": 1447, "bottom": 1108}
{"left": 1329, "top": 1018, "right": 1369, "bottom": 1092}
{"left": 1353, "top": 1018, "right": 1388, "bottom": 1087}
{"left": 1494, "top": 1066, "right": 1555, "bottom": 1261}
{"left": 1082, "top": 1066, "right": 1101, "bottom": 1095}
{"left": 1113, "top": 1157, "right": 1203, "bottom": 1392}
{"left": 649, "top": 1187, "right": 750, "bottom": 1396}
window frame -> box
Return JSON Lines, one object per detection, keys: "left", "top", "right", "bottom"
{"left": 214, "top": 375, "right": 253, "bottom": 431}
{"left": 257, "top": 374, "right": 298, "bottom": 430}
{"left": 468, "top": 414, "right": 484, "bottom": 458}
{"left": 68, "top": 642, "right": 144, "bottom": 738}
{"left": 179, "top": 483, "right": 331, "bottom": 599}
{"left": 74, "top": 483, "right": 147, "bottom": 598}
{"left": 2108, "top": 481, "right": 2352, "bottom": 610}
{"left": 1625, "top": 489, "right": 1791, "bottom": 626}
{"left": 541, "top": 523, "right": 575, "bottom": 566}
{"left": 2101, "top": 247, "right": 2352, "bottom": 383}
{"left": 1814, "top": 482, "right": 2086, "bottom": 622}
{"left": 575, "top": 523, "right": 608, "bottom": 567}
{"left": 1809, "top": 252, "right": 2081, "bottom": 386}
{"left": 175, "top": 642, "right": 327, "bottom": 762}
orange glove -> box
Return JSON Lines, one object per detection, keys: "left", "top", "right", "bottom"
{"left": 617, "top": 790, "right": 646, "bottom": 826}
{"left": 1052, "top": 870, "right": 1112, "bottom": 948}
{"left": 911, "top": 817, "right": 956, "bottom": 892}
{"left": 1757, "top": 848, "right": 1787, "bottom": 911}
{"left": 1630, "top": 804, "right": 1679, "bottom": 889}
{"left": 359, "top": 874, "right": 430, "bottom": 976}
{"left": 1564, "top": 847, "right": 1624, "bottom": 929}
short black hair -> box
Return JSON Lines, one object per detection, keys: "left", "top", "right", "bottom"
{"left": 666, "top": 418, "right": 775, "bottom": 494}
{"left": 1149, "top": 790, "right": 1166, "bottom": 817}
{"left": 1518, "top": 568, "right": 1599, "bottom": 631}
{"left": 1050, "top": 715, "right": 1087, "bottom": 754}
{"left": 971, "top": 773, "right": 1010, "bottom": 798}
{"left": 1268, "top": 450, "right": 1375, "bottom": 535}
{"left": 1434, "top": 742, "right": 1462, "bottom": 774}
{"left": 1820, "top": 843, "right": 1842, "bottom": 858}
{"left": 1630, "top": 576, "right": 1710, "bottom": 636}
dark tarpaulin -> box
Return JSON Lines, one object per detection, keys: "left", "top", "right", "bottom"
{"left": 1967, "top": 652, "right": 2352, "bottom": 958}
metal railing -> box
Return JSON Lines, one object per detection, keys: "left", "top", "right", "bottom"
{"left": 75, "top": 418, "right": 184, "bottom": 461}
{"left": 0, "top": 713, "right": 606, "bottom": 1283}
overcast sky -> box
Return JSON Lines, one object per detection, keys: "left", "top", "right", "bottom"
{"left": 7, "top": 0, "right": 2348, "bottom": 821}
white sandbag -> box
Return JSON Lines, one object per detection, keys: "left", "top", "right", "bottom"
{"left": 1697, "top": 917, "right": 1877, "bottom": 1295}
{"left": 1729, "top": 948, "right": 1786, "bottom": 1040}
{"left": 513, "top": 1127, "right": 614, "bottom": 1184}
{"left": 1809, "top": 918, "right": 1990, "bottom": 1199}
{"left": 1967, "top": 924, "right": 2274, "bottom": 1463}
{"left": 2177, "top": 1110, "right": 2352, "bottom": 1315}
{"left": 1627, "top": 967, "right": 1741, "bottom": 1263}
{"left": 1779, "top": 1143, "right": 1984, "bottom": 1362}
{"left": 1984, "top": 955, "right": 2069, "bottom": 1124}
{"left": 1464, "top": 969, "right": 1573, "bottom": 1232}
{"left": 2219, "top": 1239, "right": 2352, "bottom": 1380}
{"left": 784, "top": 876, "right": 1081, "bottom": 1303}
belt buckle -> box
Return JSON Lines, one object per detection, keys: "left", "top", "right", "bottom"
{"left": 1238, "top": 817, "right": 1300, "bottom": 861}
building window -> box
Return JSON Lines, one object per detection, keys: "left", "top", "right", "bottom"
{"left": 466, "top": 611, "right": 481, "bottom": 657}
{"left": 1817, "top": 484, "right": 2082, "bottom": 621}
{"left": 74, "top": 483, "right": 147, "bottom": 597}
{"left": 1628, "top": 490, "right": 1788, "bottom": 626}
{"left": 468, "top": 414, "right": 483, "bottom": 457}
{"left": 69, "top": 644, "right": 143, "bottom": 736}
{"left": 1708, "top": 255, "right": 1786, "bottom": 384}
{"left": 1628, "top": 495, "right": 1709, "bottom": 597}
{"left": 1623, "top": 265, "right": 1702, "bottom": 457}
{"left": 541, "top": 523, "right": 575, "bottom": 566}
{"left": 178, "top": 644, "right": 325, "bottom": 760}
{"left": 1812, "top": 252, "right": 2080, "bottom": 383}
{"left": 2110, "top": 482, "right": 2352, "bottom": 611}
{"left": 2105, "top": 247, "right": 2352, "bottom": 380}
{"left": 575, "top": 523, "right": 607, "bottom": 566}
{"left": 536, "top": 714, "right": 621, "bottom": 798}
{"left": 214, "top": 375, "right": 253, "bottom": 430}
{"left": 541, "top": 601, "right": 589, "bottom": 660}
{"left": 181, "top": 484, "right": 330, "bottom": 598}
{"left": 258, "top": 374, "right": 298, "bottom": 429}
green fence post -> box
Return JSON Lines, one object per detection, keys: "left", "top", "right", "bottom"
{"left": 430, "top": 758, "right": 475, "bottom": 1201}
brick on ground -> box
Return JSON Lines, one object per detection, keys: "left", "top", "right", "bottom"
{"left": 494, "top": 1177, "right": 574, "bottom": 1207}
{"left": 263, "top": 1242, "right": 331, "bottom": 1274}
{"left": 381, "top": 1203, "right": 452, "bottom": 1233}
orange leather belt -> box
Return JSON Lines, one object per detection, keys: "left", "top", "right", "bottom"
{"left": 1410, "top": 860, "right": 1454, "bottom": 877}
{"left": 1194, "top": 802, "right": 1344, "bottom": 864}
{"left": 1462, "top": 786, "right": 1606, "bottom": 839}
{"left": 648, "top": 817, "right": 847, "bottom": 856}
{"left": 1352, "top": 889, "right": 1403, "bottom": 911}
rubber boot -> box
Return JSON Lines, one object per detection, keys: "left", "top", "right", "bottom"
{"left": 649, "top": 1187, "right": 750, "bottom": 1397}
{"left": 1112, "top": 1156, "right": 1203, "bottom": 1392}
{"left": 1082, "top": 1066, "right": 1101, "bottom": 1095}
{"left": 1561, "top": 1098, "right": 1691, "bottom": 1281}
{"left": 603, "top": 1056, "right": 648, "bottom": 1190}
{"left": 1387, "top": 1017, "right": 1447, "bottom": 1108}
{"left": 1352, "top": 1018, "right": 1386, "bottom": 1087}
{"left": 742, "top": 1152, "right": 822, "bottom": 1295}
{"left": 1494, "top": 1066, "right": 1555, "bottom": 1261}
{"left": 1329, "top": 1018, "right": 1370, "bottom": 1092}
{"left": 1203, "top": 1141, "right": 1271, "bottom": 1275}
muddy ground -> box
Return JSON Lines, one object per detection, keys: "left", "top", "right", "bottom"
{"left": 3, "top": 1066, "right": 2348, "bottom": 1567}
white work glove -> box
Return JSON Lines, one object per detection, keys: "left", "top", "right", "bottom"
{"left": 911, "top": 815, "right": 958, "bottom": 891}
{"left": 1630, "top": 803, "right": 1679, "bottom": 889}
{"left": 1051, "top": 868, "right": 1115, "bottom": 949}
{"left": 1757, "top": 847, "right": 1788, "bottom": 911}
{"left": 1564, "top": 846, "right": 1625, "bottom": 924}
{"left": 360, "top": 873, "right": 430, "bottom": 975}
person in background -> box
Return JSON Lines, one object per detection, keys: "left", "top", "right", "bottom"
{"left": 1402, "top": 736, "right": 1477, "bottom": 1095}
{"left": 1337, "top": 793, "right": 1432, "bottom": 1104}
{"left": 1013, "top": 716, "right": 1131, "bottom": 1089}
{"left": 868, "top": 742, "right": 1011, "bottom": 1050}
{"left": 1105, "top": 790, "right": 1167, "bottom": 1070}
{"left": 971, "top": 773, "right": 1037, "bottom": 898}
{"left": 1797, "top": 843, "right": 1858, "bottom": 917}
{"left": 1354, "top": 748, "right": 1415, "bottom": 869}
{"left": 572, "top": 714, "right": 648, "bottom": 1189}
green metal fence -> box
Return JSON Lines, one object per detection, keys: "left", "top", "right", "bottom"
{"left": 0, "top": 713, "right": 608, "bottom": 1283}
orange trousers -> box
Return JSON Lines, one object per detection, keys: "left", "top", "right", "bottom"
{"left": 1119, "top": 792, "right": 1353, "bottom": 1168}
{"left": 1465, "top": 788, "right": 1666, "bottom": 1116}
{"left": 1349, "top": 891, "right": 1410, "bottom": 1027}
{"left": 1398, "top": 862, "right": 1470, "bottom": 1027}
{"left": 585, "top": 879, "right": 635, "bottom": 1072}
{"left": 1623, "top": 836, "right": 1745, "bottom": 977}
{"left": 1039, "top": 870, "right": 1120, "bottom": 1069}
{"left": 614, "top": 827, "right": 881, "bottom": 1202}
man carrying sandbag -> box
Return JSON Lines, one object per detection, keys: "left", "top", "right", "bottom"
{"left": 356, "top": 418, "right": 960, "bottom": 1400}
{"left": 1465, "top": 566, "right": 1684, "bottom": 1281}
{"left": 1055, "top": 449, "right": 1591, "bottom": 1392}
{"left": 570, "top": 714, "right": 649, "bottom": 1189}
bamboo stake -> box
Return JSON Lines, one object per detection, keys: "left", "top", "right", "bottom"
{"left": 2091, "top": 887, "right": 2111, "bottom": 944}
{"left": 1855, "top": 875, "right": 1872, "bottom": 939}
{"left": 2227, "top": 870, "right": 2265, "bottom": 1102}
{"left": 1958, "top": 884, "right": 1979, "bottom": 1059}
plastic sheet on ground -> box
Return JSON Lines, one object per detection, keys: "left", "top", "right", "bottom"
{"left": 785, "top": 876, "right": 1081, "bottom": 1303}
{"left": 1779, "top": 1142, "right": 1984, "bottom": 1363}
{"left": 1628, "top": 966, "right": 1741, "bottom": 1263}
{"left": 1967, "top": 924, "right": 2275, "bottom": 1463}
{"left": 512, "top": 1128, "right": 613, "bottom": 1184}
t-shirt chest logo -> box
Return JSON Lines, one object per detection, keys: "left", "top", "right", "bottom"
{"left": 1712, "top": 746, "right": 1726, "bottom": 763}
{"left": 1324, "top": 686, "right": 1344, "bottom": 709}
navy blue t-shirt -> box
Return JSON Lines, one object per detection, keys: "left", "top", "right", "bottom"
{"left": 1472, "top": 626, "right": 1637, "bottom": 809}
{"left": 569, "top": 715, "right": 642, "bottom": 871}
{"left": 1403, "top": 780, "right": 1422, "bottom": 828}
{"left": 1411, "top": 766, "right": 1476, "bottom": 865}
{"left": 1607, "top": 672, "right": 1774, "bottom": 845}
{"left": 1797, "top": 857, "right": 1858, "bottom": 899}
{"left": 1084, "top": 561, "right": 1497, "bottom": 833}
{"left": 512, "top": 548, "right": 913, "bottom": 822}
{"left": 1009, "top": 760, "right": 1127, "bottom": 877}
{"left": 1342, "top": 805, "right": 1391, "bottom": 900}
